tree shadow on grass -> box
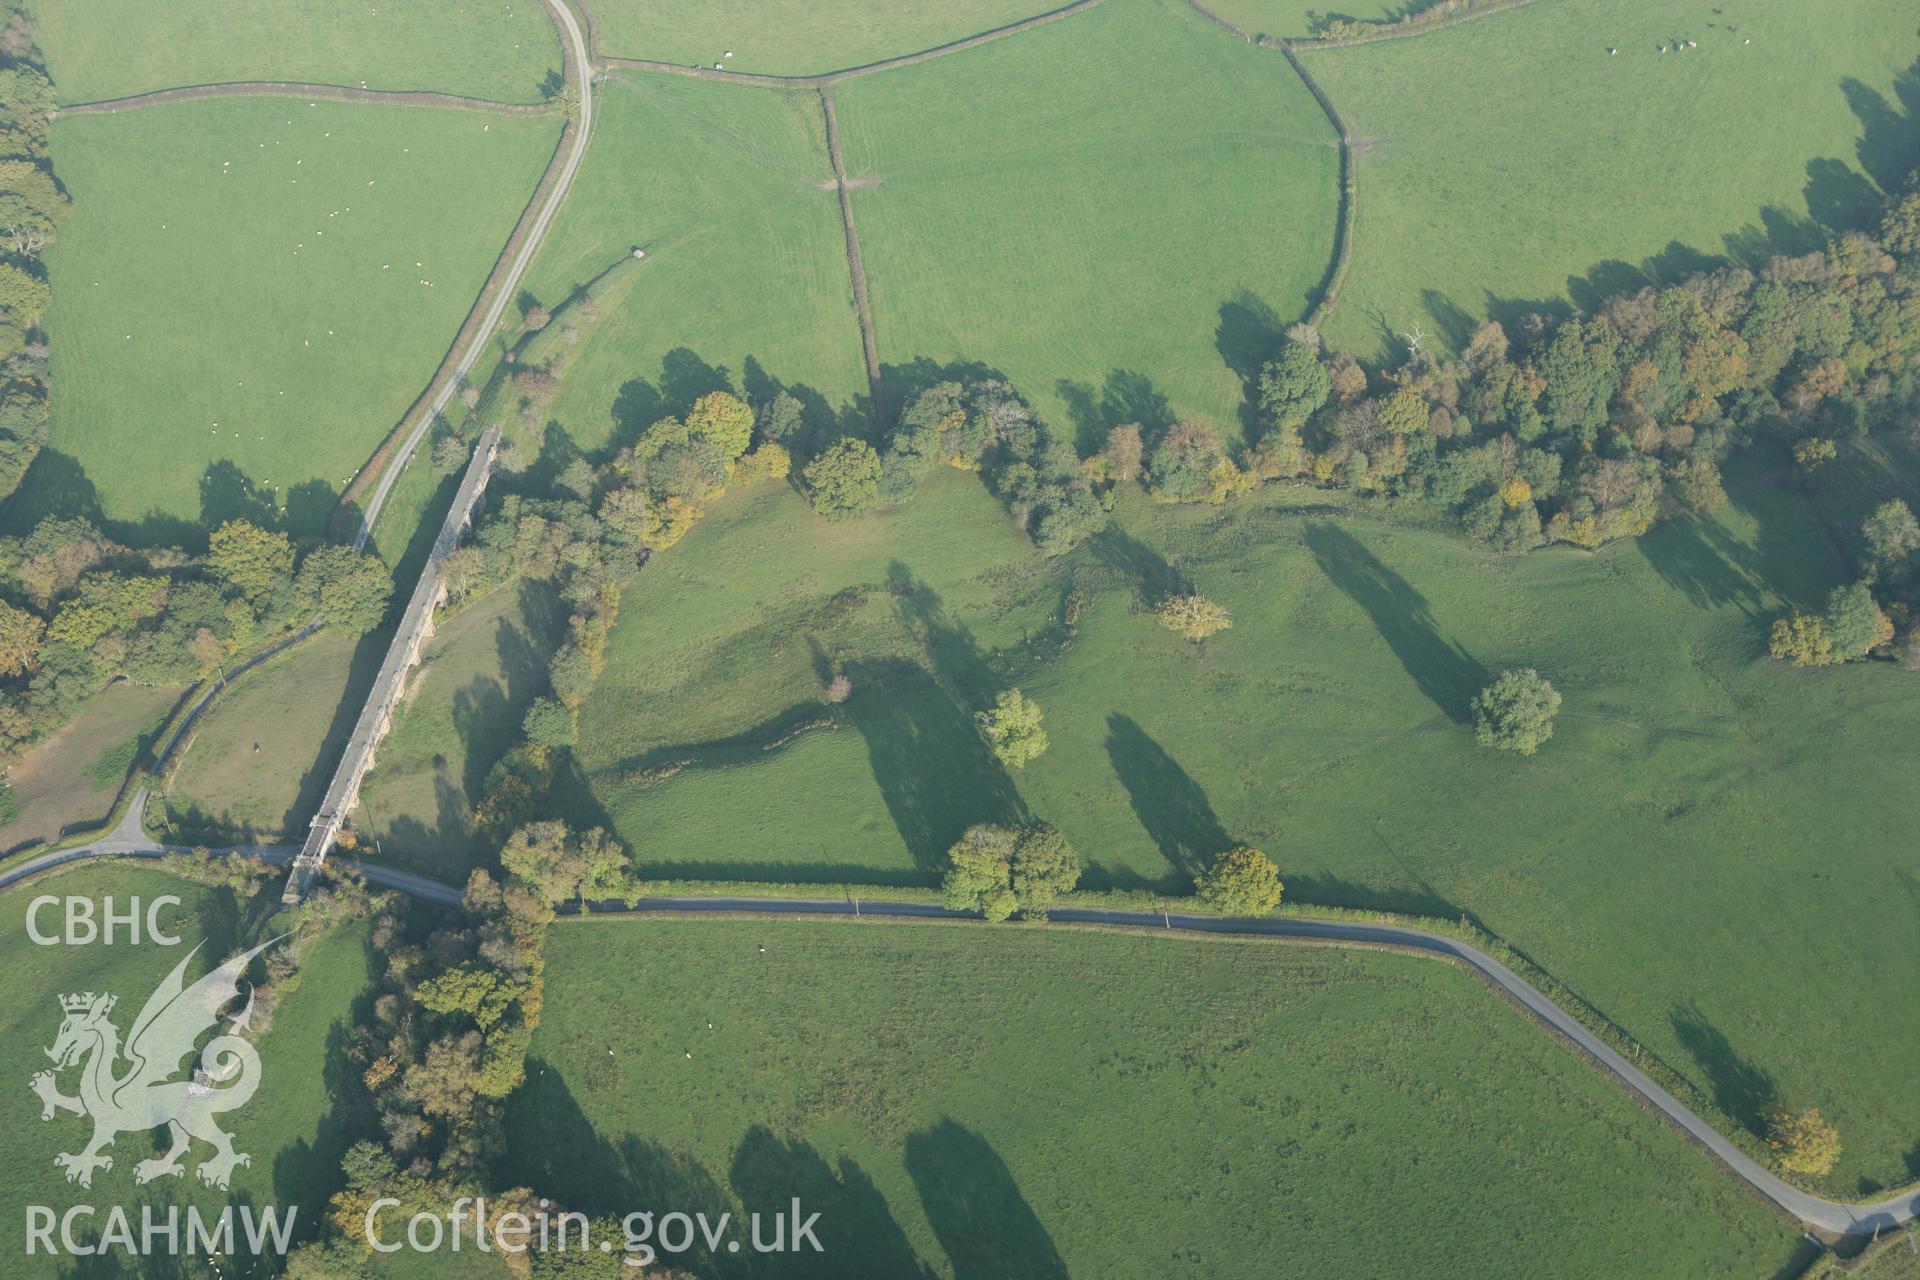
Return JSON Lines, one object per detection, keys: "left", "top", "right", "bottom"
{"left": 1635, "top": 514, "right": 1770, "bottom": 615}
{"left": 1056, "top": 368, "right": 1175, "bottom": 458}
{"left": 1303, "top": 521, "right": 1487, "bottom": 723}
{"left": 1669, "top": 1001, "right": 1777, "bottom": 1140}
{"left": 1103, "top": 713, "right": 1224, "bottom": 885}
{"left": 1088, "top": 525, "right": 1187, "bottom": 605}
{"left": 905, "top": 1119, "right": 1067, "bottom": 1280}
{"left": 1215, "top": 290, "right": 1286, "bottom": 438}
{"left": 731, "top": 1127, "right": 938, "bottom": 1278}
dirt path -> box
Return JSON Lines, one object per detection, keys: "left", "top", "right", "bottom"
{"left": 598, "top": 0, "right": 1111, "bottom": 88}
{"left": 817, "top": 87, "right": 884, "bottom": 414}
{"left": 60, "top": 81, "right": 556, "bottom": 116}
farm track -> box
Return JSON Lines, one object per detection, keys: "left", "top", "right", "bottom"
{"left": 592, "top": 0, "right": 1111, "bottom": 88}
{"left": 341, "top": 0, "right": 593, "bottom": 545}
{"left": 7, "top": 800, "right": 1915, "bottom": 1242}
{"left": 60, "top": 82, "right": 557, "bottom": 116}
{"left": 816, "top": 87, "right": 884, "bottom": 412}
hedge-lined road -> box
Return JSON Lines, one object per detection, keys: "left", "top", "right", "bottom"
{"left": 6, "top": 794, "right": 1911, "bottom": 1239}
{"left": 351, "top": 0, "right": 595, "bottom": 546}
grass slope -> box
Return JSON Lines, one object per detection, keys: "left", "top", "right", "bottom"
{"left": 1301, "top": 0, "right": 1920, "bottom": 359}
{"left": 30, "top": 0, "right": 561, "bottom": 105}
{"left": 164, "top": 628, "right": 368, "bottom": 840}
{"left": 511, "top": 72, "right": 868, "bottom": 454}
{"left": 0, "top": 681, "right": 180, "bottom": 849}
{"left": 0, "top": 863, "right": 375, "bottom": 1274}
{"left": 24, "top": 98, "right": 558, "bottom": 539}
{"left": 356, "top": 581, "right": 564, "bottom": 876}
{"left": 835, "top": 0, "right": 1340, "bottom": 447}
{"left": 587, "top": 0, "right": 1057, "bottom": 77}
{"left": 549, "top": 436, "right": 1920, "bottom": 1192}
{"left": 509, "top": 918, "right": 1798, "bottom": 1278}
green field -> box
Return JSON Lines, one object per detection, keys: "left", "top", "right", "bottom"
{"left": 164, "top": 629, "right": 368, "bottom": 840}
{"left": 542, "top": 431, "right": 1920, "bottom": 1192}
{"left": 836, "top": 0, "right": 1340, "bottom": 445}
{"left": 0, "top": 863, "right": 375, "bottom": 1274}
{"left": 588, "top": 0, "right": 1056, "bottom": 76}
{"left": 30, "top": 0, "right": 561, "bottom": 104}
{"left": 1199, "top": 0, "right": 1407, "bottom": 40}
{"left": 23, "top": 97, "right": 558, "bottom": 539}
{"left": 509, "top": 918, "right": 1798, "bottom": 1277}
{"left": 0, "top": 682, "right": 181, "bottom": 850}
{"left": 1300, "top": 0, "right": 1920, "bottom": 358}
{"left": 356, "top": 581, "right": 564, "bottom": 876}
{"left": 511, "top": 71, "right": 869, "bottom": 454}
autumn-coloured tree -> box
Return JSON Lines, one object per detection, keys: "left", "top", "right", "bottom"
{"left": 685, "top": 390, "right": 756, "bottom": 460}
{"left": 0, "top": 600, "right": 42, "bottom": 676}
{"left": 1155, "top": 593, "right": 1231, "bottom": 641}
{"left": 207, "top": 518, "right": 293, "bottom": 603}
{"left": 1767, "top": 1106, "right": 1841, "bottom": 1177}
{"left": 977, "top": 688, "right": 1048, "bottom": 768}
{"left": 1195, "top": 846, "right": 1284, "bottom": 915}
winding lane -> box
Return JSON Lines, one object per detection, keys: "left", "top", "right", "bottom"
{"left": 350, "top": 0, "right": 595, "bottom": 548}
{"left": 5, "top": 795, "right": 1911, "bottom": 1239}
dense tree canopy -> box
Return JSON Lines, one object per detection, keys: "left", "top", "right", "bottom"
{"left": 1471, "top": 668, "right": 1562, "bottom": 755}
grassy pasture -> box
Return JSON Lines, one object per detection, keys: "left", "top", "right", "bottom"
{"left": 1200, "top": 0, "right": 1408, "bottom": 40}
{"left": 21, "top": 97, "right": 558, "bottom": 540}
{"left": 0, "top": 863, "right": 376, "bottom": 1274}
{"left": 509, "top": 917, "right": 1799, "bottom": 1278}
{"left": 0, "top": 681, "right": 181, "bottom": 850}
{"left": 29, "top": 0, "right": 561, "bottom": 104}
{"left": 544, "top": 437, "right": 1920, "bottom": 1192}
{"left": 587, "top": 0, "right": 1056, "bottom": 76}
{"left": 163, "top": 628, "right": 370, "bottom": 840}
{"left": 835, "top": 0, "right": 1340, "bottom": 447}
{"left": 355, "top": 581, "right": 565, "bottom": 877}
{"left": 510, "top": 72, "right": 869, "bottom": 456}
{"left": 1300, "top": 0, "right": 1920, "bottom": 359}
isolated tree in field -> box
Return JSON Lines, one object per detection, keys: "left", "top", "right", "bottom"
{"left": 942, "top": 823, "right": 1019, "bottom": 921}
{"left": 207, "top": 518, "right": 292, "bottom": 604}
{"left": 1471, "top": 668, "right": 1561, "bottom": 755}
{"left": 295, "top": 545, "right": 394, "bottom": 635}
{"left": 1155, "top": 593, "right": 1231, "bottom": 641}
{"left": 977, "top": 688, "right": 1048, "bottom": 768}
{"left": 685, "top": 390, "right": 755, "bottom": 460}
{"left": 1259, "top": 344, "right": 1331, "bottom": 429}
{"left": 430, "top": 430, "right": 470, "bottom": 476}
{"left": 1823, "top": 582, "right": 1892, "bottom": 661}
{"left": 824, "top": 673, "right": 852, "bottom": 704}
{"left": 523, "top": 304, "right": 550, "bottom": 331}
{"left": 1009, "top": 823, "right": 1080, "bottom": 921}
{"left": 802, "top": 438, "right": 882, "bottom": 521}
{"left": 1767, "top": 1106, "right": 1841, "bottom": 1177}
{"left": 1195, "top": 846, "right": 1283, "bottom": 915}
{"left": 0, "top": 600, "right": 42, "bottom": 676}
{"left": 1862, "top": 500, "right": 1919, "bottom": 577}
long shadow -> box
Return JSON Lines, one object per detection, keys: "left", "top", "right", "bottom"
{"left": 905, "top": 1119, "right": 1067, "bottom": 1280}
{"left": 730, "top": 1127, "right": 938, "bottom": 1278}
{"left": 1104, "top": 713, "right": 1224, "bottom": 883}
{"left": 1635, "top": 515, "right": 1769, "bottom": 615}
{"left": 275, "top": 623, "right": 395, "bottom": 833}
{"left": 1303, "top": 521, "right": 1486, "bottom": 723}
{"left": 1055, "top": 368, "right": 1175, "bottom": 458}
{"left": 1088, "top": 525, "right": 1187, "bottom": 604}
{"left": 1669, "top": 1001, "right": 1777, "bottom": 1139}
{"left": 886, "top": 562, "right": 997, "bottom": 708}
{"left": 843, "top": 656, "right": 1026, "bottom": 873}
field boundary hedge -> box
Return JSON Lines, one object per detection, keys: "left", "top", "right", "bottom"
{"left": 60, "top": 82, "right": 560, "bottom": 116}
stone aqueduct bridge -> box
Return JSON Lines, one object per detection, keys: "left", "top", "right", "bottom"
{"left": 282, "top": 428, "right": 501, "bottom": 904}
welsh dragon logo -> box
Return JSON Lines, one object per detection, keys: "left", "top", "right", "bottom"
{"left": 29, "top": 936, "right": 283, "bottom": 1190}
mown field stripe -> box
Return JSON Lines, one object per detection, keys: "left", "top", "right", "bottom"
{"left": 59, "top": 81, "right": 560, "bottom": 116}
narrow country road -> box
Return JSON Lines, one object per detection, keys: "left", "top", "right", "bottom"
{"left": 351, "top": 0, "right": 595, "bottom": 547}
{"left": 6, "top": 798, "right": 1912, "bottom": 1240}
